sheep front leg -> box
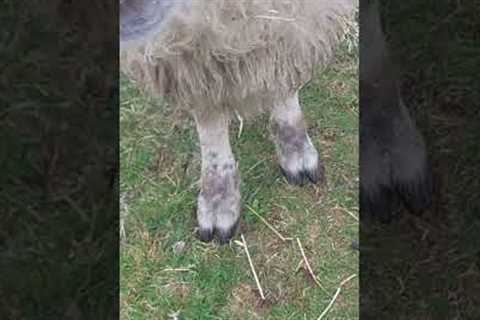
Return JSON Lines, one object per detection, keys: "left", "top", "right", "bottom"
{"left": 270, "top": 91, "right": 325, "bottom": 185}
{"left": 194, "top": 112, "right": 241, "bottom": 243}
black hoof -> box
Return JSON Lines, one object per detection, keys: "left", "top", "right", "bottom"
{"left": 361, "top": 187, "right": 396, "bottom": 224}
{"left": 215, "top": 222, "right": 239, "bottom": 245}
{"left": 397, "top": 171, "right": 433, "bottom": 215}
{"left": 280, "top": 167, "right": 305, "bottom": 186}
{"left": 305, "top": 163, "right": 326, "bottom": 185}
{"left": 197, "top": 228, "right": 214, "bottom": 242}
{"left": 280, "top": 165, "right": 326, "bottom": 186}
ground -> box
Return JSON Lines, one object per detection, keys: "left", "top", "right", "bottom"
{"left": 120, "top": 45, "right": 359, "bottom": 318}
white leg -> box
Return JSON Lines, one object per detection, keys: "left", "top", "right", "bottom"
{"left": 194, "top": 112, "right": 241, "bottom": 243}
{"left": 270, "top": 91, "right": 324, "bottom": 185}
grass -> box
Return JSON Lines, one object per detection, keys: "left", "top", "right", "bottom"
{"left": 119, "top": 43, "right": 359, "bottom": 318}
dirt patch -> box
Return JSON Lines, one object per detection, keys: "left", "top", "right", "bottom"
{"left": 145, "top": 146, "right": 177, "bottom": 178}
{"left": 164, "top": 282, "right": 191, "bottom": 300}
{"left": 327, "top": 79, "right": 349, "bottom": 96}
{"left": 227, "top": 283, "right": 274, "bottom": 317}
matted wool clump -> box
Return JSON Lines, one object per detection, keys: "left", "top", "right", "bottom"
{"left": 121, "top": 0, "right": 355, "bottom": 119}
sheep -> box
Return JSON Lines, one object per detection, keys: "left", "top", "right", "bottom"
{"left": 120, "top": 0, "right": 357, "bottom": 242}
{"left": 360, "top": 0, "right": 432, "bottom": 222}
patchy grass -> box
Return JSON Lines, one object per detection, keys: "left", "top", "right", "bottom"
{"left": 120, "top": 44, "right": 358, "bottom": 319}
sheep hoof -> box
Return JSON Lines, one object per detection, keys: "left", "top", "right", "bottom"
{"left": 196, "top": 163, "right": 241, "bottom": 243}
{"left": 395, "top": 166, "right": 433, "bottom": 215}
{"left": 215, "top": 222, "right": 239, "bottom": 245}
{"left": 361, "top": 186, "right": 397, "bottom": 223}
{"left": 362, "top": 171, "right": 432, "bottom": 223}
{"left": 197, "top": 203, "right": 241, "bottom": 244}
{"left": 198, "top": 224, "right": 239, "bottom": 244}
{"left": 305, "top": 161, "right": 326, "bottom": 185}
{"left": 361, "top": 162, "right": 432, "bottom": 222}
{"left": 280, "top": 167, "right": 306, "bottom": 186}
{"left": 198, "top": 228, "right": 214, "bottom": 242}
{"left": 280, "top": 158, "right": 325, "bottom": 187}
{"left": 360, "top": 120, "right": 433, "bottom": 221}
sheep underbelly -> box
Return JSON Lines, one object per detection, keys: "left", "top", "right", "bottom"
{"left": 120, "top": 0, "right": 355, "bottom": 118}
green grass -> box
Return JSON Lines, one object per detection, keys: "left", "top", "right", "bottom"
{"left": 120, "top": 44, "right": 358, "bottom": 319}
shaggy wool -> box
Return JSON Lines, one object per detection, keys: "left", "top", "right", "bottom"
{"left": 121, "top": 0, "right": 356, "bottom": 119}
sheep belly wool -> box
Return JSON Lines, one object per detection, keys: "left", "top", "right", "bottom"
{"left": 120, "top": 0, "right": 355, "bottom": 119}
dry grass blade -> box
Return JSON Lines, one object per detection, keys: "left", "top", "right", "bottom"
{"left": 295, "top": 237, "right": 328, "bottom": 294}
{"left": 241, "top": 234, "right": 266, "bottom": 300}
{"left": 234, "top": 110, "right": 244, "bottom": 139}
{"left": 246, "top": 204, "right": 293, "bottom": 242}
{"left": 317, "top": 274, "right": 357, "bottom": 320}
{"left": 334, "top": 205, "right": 359, "bottom": 221}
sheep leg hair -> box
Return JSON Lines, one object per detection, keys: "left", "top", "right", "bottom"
{"left": 194, "top": 111, "right": 241, "bottom": 243}
{"left": 270, "top": 91, "right": 325, "bottom": 186}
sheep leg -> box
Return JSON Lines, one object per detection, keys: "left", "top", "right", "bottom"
{"left": 360, "top": 0, "right": 432, "bottom": 221}
{"left": 194, "top": 112, "right": 241, "bottom": 243}
{"left": 270, "top": 91, "right": 325, "bottom": 185}
{"left": 360, "top": 95, "right": 432, "bottom": 222}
